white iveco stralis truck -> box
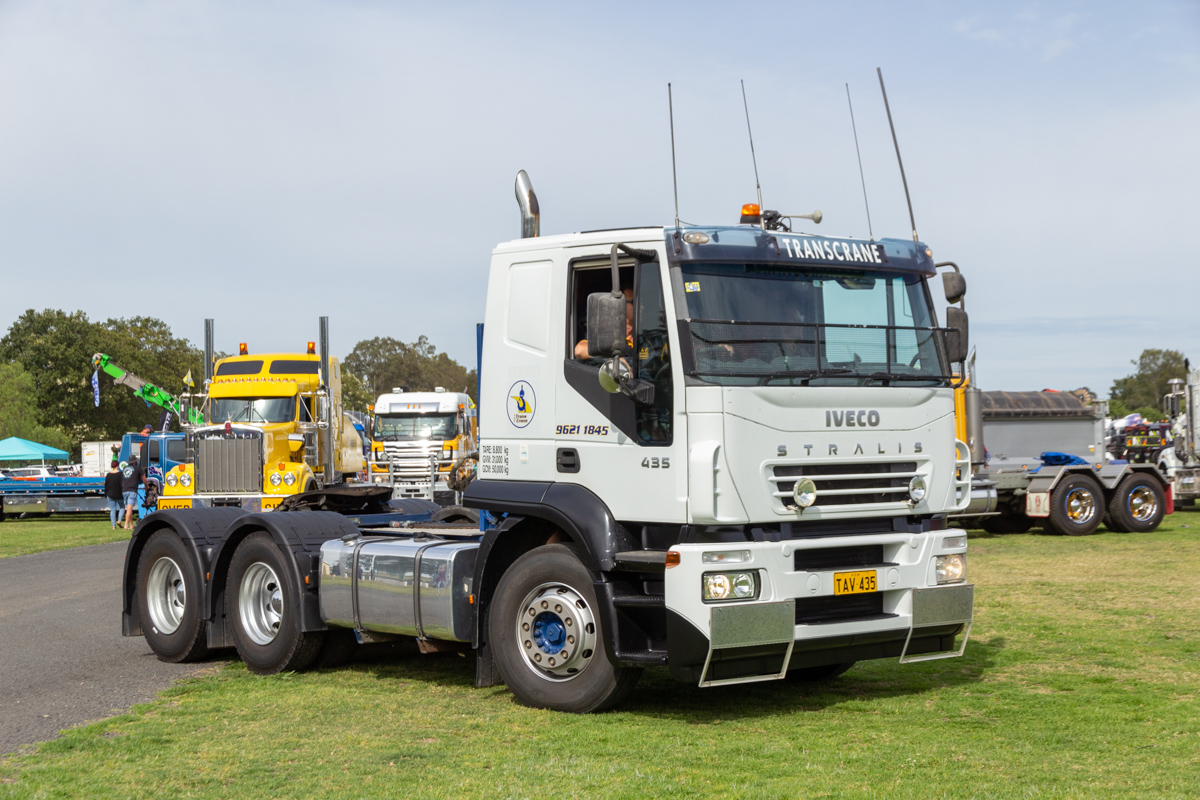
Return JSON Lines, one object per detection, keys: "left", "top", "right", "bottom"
{"left": 122, "top": 173, "right": 974, "bottom": 713}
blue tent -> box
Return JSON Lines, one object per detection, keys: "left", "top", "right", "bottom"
{"left": 0, "top": 437, "right": 70, "bottom": 462}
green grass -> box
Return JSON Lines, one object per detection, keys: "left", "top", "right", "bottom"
{"left": 2, "top": 512, "right": 1199, "bottom": 799}
{"left": 0, "top": 513, "right": 131, "bottom": 558}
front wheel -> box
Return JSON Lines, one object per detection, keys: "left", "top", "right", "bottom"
{"left": 228, "top": 532, "right": 324, "bottom": 674}
{"left": 136, "top": 530, "right": 209, "bottom": 662}
{"left": 1046, "top": 475, "right": 1104, "bottom": 536}
{"left": 488, "top": 544, "right": 641, "bottom": 713}
{"left": 1106, "top": 475, "right": 1165, "bottom": 533}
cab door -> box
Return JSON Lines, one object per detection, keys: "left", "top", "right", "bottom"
{"left": 555, "top": 249, "right": 687, "bottom": 523}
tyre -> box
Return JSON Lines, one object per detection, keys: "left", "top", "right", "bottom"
{"left": 227, "top": 532, "right": 324, "bottom": 674}
{"left": 980, "top": 513, "right": 1033, "bottom": 534}
{"left": 1106, "top": 475, "right": 1165, "bottom": 533}
{"left": 136, "top": 530, "right": 209, "bottom": 663}
{"left": 488, "top": 544, "right": 641, "bottom": 713}
{"left": 786, "top": 662, "right": 855, "bottom": 682}
{"left": 311, "top": 629, "right": 359, "bottom": 670}
{"left": 1045, "top": 475, "right": 1104, "bottom": 536}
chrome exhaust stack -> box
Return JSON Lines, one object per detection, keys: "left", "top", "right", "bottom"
{"left": 515, "top": 170, "right": 539, "bottom": 238}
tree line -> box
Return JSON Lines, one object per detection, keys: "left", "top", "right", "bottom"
{"left": 0, "top": 309, "right": 475, "bottom": 459}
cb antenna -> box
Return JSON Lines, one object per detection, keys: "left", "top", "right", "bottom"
{"left": 845, "top": 83, "right": 874, "bottom": 241}
{"left": 877, "top": 67, "right": 918, "bottom": 242}
{"left": 669, "top": 83, "right": 680, "bottom": 230}
{"left": 740, "top": 79, "right": 764, "bottom": 229}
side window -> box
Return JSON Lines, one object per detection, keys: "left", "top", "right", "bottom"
{"left": 147, "top": 439, "right": 161, "bottom": 463}
{"left": 568, "top": 262, "right": 634, "bottom": 364}
{"left": 166, "top": 438, "right": 186, "bottom": 464}
{"left": 635, "top": 264, "right": 672, "bottom": 445}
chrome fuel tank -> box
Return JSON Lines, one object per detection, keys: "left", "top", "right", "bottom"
{"left": 319, "top": 536, "right": 478, "bottom": 643}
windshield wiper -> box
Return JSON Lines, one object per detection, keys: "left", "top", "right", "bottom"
{"left": 758, "top": 368, "right": 852, "bottom": 386}
{"left": 862, "top": 372, "right": 946, "bottom": 385}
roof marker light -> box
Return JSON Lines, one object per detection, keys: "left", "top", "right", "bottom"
{"left": 239, "top": 343, "right": 248, "bottom": 355}
{"left": 682, "top": 231, "right": 710, "bottom": 244}
{"left": 740, "top": 203, "right": 761, "bottom": 224}
{"left": 307, "top": 341, "right": 316, "bottom": 354}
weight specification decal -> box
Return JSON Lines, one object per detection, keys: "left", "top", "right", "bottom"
{"left": 480, "top": 444, "right": 510, "bottom": 476}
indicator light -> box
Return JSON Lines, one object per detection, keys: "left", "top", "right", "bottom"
{"left": 239, "top": 343, "right": 248, "bottom": 355}
{"left": 307, "top": 341, "right": 316, "bottom": 354}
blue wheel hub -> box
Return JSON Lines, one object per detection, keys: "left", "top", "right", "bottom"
{"left": 532, "top": 611, "right": 566, "bottom": 654}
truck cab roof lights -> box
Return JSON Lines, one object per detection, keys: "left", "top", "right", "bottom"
{"left": 239, "top": 343, "right": 249, "bottom": 355}
{"left": 740, "top": 203, "right": 761, "bottom": 224}
{"left": 682, "top": 231, "right": 710, "bottom": 244}
{"left": 307, "top": 342, "right": 316, "bottom": 355}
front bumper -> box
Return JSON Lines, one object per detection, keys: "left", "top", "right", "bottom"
{"left": 156, "top": 493, "right": 287, "bottom": 512}
{"left": 663, "top": 534, "right": 973, "bottom": 685}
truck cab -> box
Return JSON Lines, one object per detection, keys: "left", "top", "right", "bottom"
{"left": 160, "top": 348, "right": 364, "bottom": 512}
{"left": 466, "top": 215, "right": 973, "bottom": 691}
{"left": 369, "top": 389, "right": 477, "bottom": 498}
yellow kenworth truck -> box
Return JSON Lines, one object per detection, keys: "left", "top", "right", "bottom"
{"left": 160, "top": 319, "right": 364, "bottom": 512}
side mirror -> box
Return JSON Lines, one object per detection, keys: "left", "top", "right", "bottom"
{"left": 599, "top": 357, "right": 656, "bottom": 404}
{"left": 942, "top": 271, "right": 967, "bottom": 305}
{"left": 944, "top": 307, "right": 969, "bottom": 364}
{"left": 586, "top": 292, "right": 628, "bottom": 358}
{"left": 315, "top": 393, "right": 329, "bottom": 428}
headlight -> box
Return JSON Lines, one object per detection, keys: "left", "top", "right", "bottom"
{"left": 908, "top": 475, "right": 927, "bottom": 503}
{"left": 282, "top": 472, "right": 296, "bottom": 486}
{"left": 935, "top": 553, "right": 966, "bottom": 584}
{"left": 180, "top": 473, "right": 191, "bottom": 488}
{"left": 702, "top": 571, "right": 760, "bottom": 602}
{"left": 792, "top": 477, "right": 817, "bottom": 508}
{"left": 269, "top": 472, "right": 283, "bottom": 487}
{"left": 165, "top": 473, "right": 178, "bottom": 487}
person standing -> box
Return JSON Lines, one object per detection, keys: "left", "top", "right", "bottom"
{"left": 120, "top": 458, "right": 142, "bottom": 531}
{"left": 103, "top": 460, "right": 124, "bottom": 529}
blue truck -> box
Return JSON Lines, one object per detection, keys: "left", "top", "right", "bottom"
{"left": 0, "top": 432, "right": 186, "bottom": 521}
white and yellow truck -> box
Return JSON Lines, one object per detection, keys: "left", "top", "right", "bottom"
{"left": 369, "top": 389, "right": 477, "bottom": 499}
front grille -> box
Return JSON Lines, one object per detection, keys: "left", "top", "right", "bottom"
{"left": 378, "top": 444, "right": 440, "bottom": 482}
{"left": 794, "top": 545, "right": 887, "bottom": 572}
{"left": 196, "top": 436, "right": 263, "bottom": 493}
{"left": 771, "top": 461, "right": 918, "bottom": 508}
{"left": 794, "top": 593, "right": 893, "bottom": 625}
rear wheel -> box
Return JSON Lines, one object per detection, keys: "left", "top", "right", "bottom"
{"left": 228, "top": 532, "right": 323, "bottom": 674}
{"left": 489, "top": 544, "right": 641, "bottom": 713}
{"left": 1046, "top": 475, "right": 1104, "bottom": 536}
{"left": 136, "top": 530, "right": 209, "bottom": 662}
{"left": 1106, "top": 475, "right": 1165, "bottom": 533}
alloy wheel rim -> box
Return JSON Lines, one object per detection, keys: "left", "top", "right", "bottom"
{"left": 1128, "top": 486, "right": 1157, "bottom": 521}
{"left": 514, "top": 582, "right": 598, "bottom": 682}
{"left": 239, "top": 562, "right": 283, "bottom": 645}
{"left": 1065, "top": 487, "right": 1096, "bottom": 524}
{"left": 146, "top": 556, "right": 186, "bottom": 635}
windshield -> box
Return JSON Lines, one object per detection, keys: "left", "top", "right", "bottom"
{"left": 680, "top": 263, "right": 947, "bottom": 386}
{"left": 374, "top": 413, "right": 458, "bottom": 441}
{"left": 209, "top": 396, "right": 296, "bottom": 424}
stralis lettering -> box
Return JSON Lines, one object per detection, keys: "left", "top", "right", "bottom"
{"left": 826, "top": 409, "right": 881, "bottom": 428}
{"left": 783, "top": 237, "right": 884, "bottom": 265}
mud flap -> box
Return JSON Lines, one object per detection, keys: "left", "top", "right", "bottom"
{"left": 699, "top": 600, "right": 795, "bottom": 687}
{"left": 899, "top": 585, "right": 974, "bottom": 663}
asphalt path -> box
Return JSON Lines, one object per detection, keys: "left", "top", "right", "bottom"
{"left": 0, "top": 540, "right": 220, "bottom": 754}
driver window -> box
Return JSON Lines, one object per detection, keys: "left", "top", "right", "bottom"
{"left": 568, "top": 262, "right": 634, "bottom": 365}
{"left": 634, "top": 264, "right": 672, "bottom": 445}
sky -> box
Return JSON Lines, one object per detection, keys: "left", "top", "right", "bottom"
{"left": 0, "top": 0, "right": 1197, "bottom": 395}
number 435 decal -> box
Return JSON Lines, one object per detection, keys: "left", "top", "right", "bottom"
{"left": 641, "top": 457, "right": 670, "bottom": 469}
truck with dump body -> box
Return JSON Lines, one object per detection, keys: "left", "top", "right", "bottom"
{"left": 953, "top": 380, "right": 1169, "bottom": 535}
{"left": 157, "top": 322, "right": 364, "bottom": 513}
{"left": 122, "top": 173, "right": 976, "bottom": 712}
{"left": 368, "top": 388, "right": 477, "bottom": 499}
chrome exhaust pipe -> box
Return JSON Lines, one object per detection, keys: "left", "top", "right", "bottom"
{"left": 515, "top": 170, "right": 539, "bottom": 238}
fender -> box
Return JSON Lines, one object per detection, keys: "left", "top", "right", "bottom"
{"left": 462, "top": 479, "right": 637, "bottom": 572}
{"left": 121, "top": 507, "right": 249, "bottom": 637}
{"left": 206, "top": 510, "right": 362, "bottom": 646}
